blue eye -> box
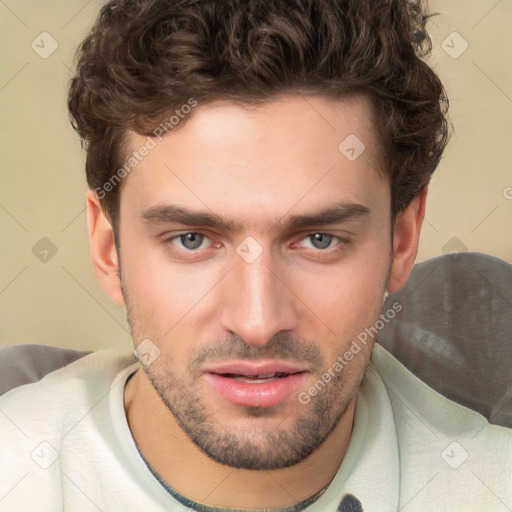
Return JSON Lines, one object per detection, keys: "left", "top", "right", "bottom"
{"left": 174, "top": 233, "right": 207, "bottom": 250}
{"left": 310, "top": 233, "right": 333, "bottom": 249}
{"left": 303, "top": 233, "right": 335, "bottom": 250}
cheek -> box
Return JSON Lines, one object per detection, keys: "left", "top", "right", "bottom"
{"left": 120, "top": 241, "right": 210, "bottom": 330}
{"left": 288, "top": 251, "right": 389, "bottom": 353}
{"left": 122, "top": 264, "right": 210, "bottom": 370}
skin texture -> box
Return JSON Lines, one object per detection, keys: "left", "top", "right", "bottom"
{"left": 87, "top": 94, "right": 427, "bottom": 509}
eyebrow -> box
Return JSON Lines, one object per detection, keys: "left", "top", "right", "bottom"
{"left": 141, "top": 202, "right": 371, "bottom": 232}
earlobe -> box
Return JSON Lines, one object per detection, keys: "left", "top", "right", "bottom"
{"left": 86, "top": 190, "right": 125, "bottom": 307}
{"left": 386, "top": 185, "right": 428, "bottom": 292}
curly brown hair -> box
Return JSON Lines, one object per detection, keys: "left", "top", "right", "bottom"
{"left": 68, "top": 0, "right": 449, "bottom": 229}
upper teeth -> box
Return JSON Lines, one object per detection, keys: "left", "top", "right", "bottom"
{"left": 233, "top": 375, "right": 280, "bottom": 383}
{"left": 227, "top": 372, "right": 290, "bottom": 383}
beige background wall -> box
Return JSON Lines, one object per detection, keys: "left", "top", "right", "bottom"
{"left": 1, "top": 1, "right": 511, "bottom": 350}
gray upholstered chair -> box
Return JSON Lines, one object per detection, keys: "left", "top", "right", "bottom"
{"left": 379, "top": 252, "right": 511, "bottom": 427}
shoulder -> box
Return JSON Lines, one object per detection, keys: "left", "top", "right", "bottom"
{"left": 0, "top": 346, "right": 137, "bottom": 442}
{"left": 0, "top": 346, "right": 139, "bottom": 510}
{"left": 0, "top": 345, "right": 137, "bottom": 406}
{"left": 0, "top": 344, "right": 92, "bottom": 395}
{"left": 371, "top": 343, "right": 512, "bottom": 510}
{"left": 371, "top": 343, "right": 511, "bottom": 442}
{"left": 0, "top": 346, "right": 137, "bottom": 437}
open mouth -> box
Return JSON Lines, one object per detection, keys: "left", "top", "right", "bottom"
{"left": 204, "top": 367, "right": 308, "bottom": 407}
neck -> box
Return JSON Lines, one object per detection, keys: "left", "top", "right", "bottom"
{"left": 124, "top": 370, "right": 355, "bottom": 510}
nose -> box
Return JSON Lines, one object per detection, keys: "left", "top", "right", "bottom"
{"left": 218, "top": 247, "right": 298, "bottom": 347}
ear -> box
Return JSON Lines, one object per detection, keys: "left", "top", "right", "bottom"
{"left": 387, "top": 185, "right": 428, "bottom": 292}
{"left": 86, "top": 190, "right": 125, "bottom": 307}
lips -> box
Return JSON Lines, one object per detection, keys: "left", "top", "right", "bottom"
{"left": 203, "top": 361, "right": 309, "bottom": 408}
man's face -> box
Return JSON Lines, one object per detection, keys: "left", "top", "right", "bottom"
{"left": 118, "top": 94, "right": 392, "bottom": 470}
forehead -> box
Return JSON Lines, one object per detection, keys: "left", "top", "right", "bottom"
{"left": 120, "top": 94, "right": 388, "bottom": 226}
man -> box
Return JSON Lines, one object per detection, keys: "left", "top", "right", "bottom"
{"left": 0, "top": 0, "right": 510, "bottom": 510}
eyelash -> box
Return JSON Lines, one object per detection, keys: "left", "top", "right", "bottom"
{"left": 163, "top": 232, "right": 350, "bottom": 256}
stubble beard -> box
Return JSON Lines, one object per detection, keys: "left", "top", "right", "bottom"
{"left": 125, "top": 302, "right": 370, "bottom": 470}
